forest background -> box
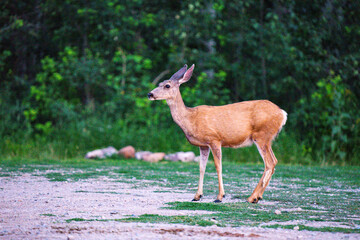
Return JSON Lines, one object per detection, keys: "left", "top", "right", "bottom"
{"left": 1, "top": 0, "right": 359, "bottom": 165}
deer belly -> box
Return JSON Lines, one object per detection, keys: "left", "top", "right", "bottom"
{"left": 224, "top": 137, "right": 253, "bottom": 148}
{"left": 184, "top": 134, "right": 207, "bottom": 147}
{"left": 219, "top": 126, "right": 253, "bottom": 148}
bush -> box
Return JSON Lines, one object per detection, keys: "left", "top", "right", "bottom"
{"left": 294, "top": 72, "right": 360, "bottom": 164}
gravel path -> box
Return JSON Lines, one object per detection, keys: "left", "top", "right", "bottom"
{"left": 1, "top": 172, "right": 359, "bottom": 239}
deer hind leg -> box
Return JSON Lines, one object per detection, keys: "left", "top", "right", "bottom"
{"left": 247, "top": 139, "right": 278, "bottom": 204}
{"left": 193, "top": 146, "right": 210, "bottom": 201}
{"left": 258, "top": 146, "right": 278, "bottom": 198}
{"left": 210, "top": 142, "right": 225, "bottom": 203}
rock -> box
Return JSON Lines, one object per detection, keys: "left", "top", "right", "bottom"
{"left": 164, "top": 153, "right": 179, "bottom": 161}
{"left": 85, "top": 146, "right": 117, "bottom": 159}
{"left": 85, "top": 149, "right": 105, "bottom": 159}
{"left": 275, "top": 210, "right": 281, "bottom": 215}
{"left": 143, "top": 152, "right": 165, "bottom": 163}
{"left": 294, "top": 226, "right": 300, "bottom": 230}
{"left": 135, "top": 151, "right": 152, "bottom": 160}
{"left": 102, "top": 146, "right": 117, "bottom": 157}
{"left": 118, "top": 145, "right": 135, "bottom": 158}
{"left": 210, "top": 217, "right": 218, "bottom": 224}
{"left": 164, "top": 151, "right": 196, "bottom": 162}
{"left": 194, "top": 156, "right": 201, "bottom": 162}
{"left": 178, "top": 151, "right": 195, "bottom": 162}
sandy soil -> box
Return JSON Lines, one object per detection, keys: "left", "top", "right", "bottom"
{"left": 0, "top": 172, "right": 359, "bottom": 239}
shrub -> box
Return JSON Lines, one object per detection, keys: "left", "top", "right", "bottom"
{"left": 294, "top": 72, "right": 360, "bottom": 164}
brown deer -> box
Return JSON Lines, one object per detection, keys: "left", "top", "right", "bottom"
{"left": 147, "top": 64, "right": 287, "bottom": 203}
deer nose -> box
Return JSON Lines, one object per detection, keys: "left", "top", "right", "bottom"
{"left": 147, "top": 92, "right": 154, "bottom": 98}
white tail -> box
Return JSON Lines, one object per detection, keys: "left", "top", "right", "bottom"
{"left": 148, "top": 64, "right": 287, "bottom": 203}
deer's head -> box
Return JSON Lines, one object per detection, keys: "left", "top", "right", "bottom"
{"left": 148, "top": 64, "right": 194, "bottom": 101}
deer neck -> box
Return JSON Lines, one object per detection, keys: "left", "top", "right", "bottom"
{"left": 166, "top": 91, "right": 191, "bottom": 130}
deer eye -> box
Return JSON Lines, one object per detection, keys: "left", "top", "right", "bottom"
{"left": 165, "top": 84, "right": 171, "bottom": 88}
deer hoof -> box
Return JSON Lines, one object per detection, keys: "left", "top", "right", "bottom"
{"left": 192, "top": 195, "right": 203, "bottom": 201}
{"left": 247, "top": 197, "right": 259, "bottom": 204}
{"left": 214, "top": 199, "right": 222, "bottom": 203}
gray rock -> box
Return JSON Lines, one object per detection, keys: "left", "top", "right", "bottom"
{"left": 85, "top": 146, "right": 117, "bottom": 159}
{"left": 164, "top": 151, "right": 196, "bottom": 162}
{"left": 85, "top": 149, "right": 105, "bottom": 159}
{"left": 143, "top": 152, "right": 165, "bottom": 163}
{"left": 102, "top": 146, "right": 118, "bottom": 157}
{"left": 135, "top": 151, "right": 152, "bottom": 160}
{"left": 164, "top": 153, "right": 179, "bottom": 161}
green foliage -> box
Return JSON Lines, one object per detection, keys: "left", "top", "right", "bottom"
{"left": 182, "top": 70, "right": 230, "bottom": 106}
{"left": 295, "top": 73, "right": 360, "bottom": 163}
{"left": 26, "top": 47, "right": 109, "bottom": 127}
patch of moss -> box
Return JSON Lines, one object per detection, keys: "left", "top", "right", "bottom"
{"left": 65, "top": 218, "right": 89, "bottom": 223}
{"left": 40, "top": 213, "right": 56, "bottom": 217}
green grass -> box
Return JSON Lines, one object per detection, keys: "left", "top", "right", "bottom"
{"left": 1, "top": 158, "right": 359, "bottom": 233}
{"left": 40, "top": 213, "right": 56, "bottom": 217}
{"left": 0, "top": 120, "right": 198, "bottom": 161}
{"left": 64, "top": 214, "right": 216, "bottom": 226}
{"left": 0, "top": 116, "right": 324, "bottom": 166}
{"left": 66, "top": 218, "right": 88, "bottom": 223}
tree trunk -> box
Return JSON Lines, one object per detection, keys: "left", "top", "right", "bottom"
{"left": 260, "top": 0, "right": 268, "bottom": 98}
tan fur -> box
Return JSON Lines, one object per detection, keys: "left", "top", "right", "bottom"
{"left": 148, "top": 64, "right": 287, "bottom": 203}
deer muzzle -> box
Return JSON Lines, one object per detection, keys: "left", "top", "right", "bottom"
{"left": 147, "top": 92, "right": 155, "bottom": 100}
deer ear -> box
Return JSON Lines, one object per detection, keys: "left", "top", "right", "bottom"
{"left": 179, "top": 64, "right": 194, "bottom": 85}
{"left": 170, "top": 64, "right": 188, "bottom": 81}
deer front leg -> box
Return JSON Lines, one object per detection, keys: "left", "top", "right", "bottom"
{"left": 192, "top": 146, "right": 210, "bottom": 201}
{"left": 210, "top": 142, "right": 225, "bottom": 203}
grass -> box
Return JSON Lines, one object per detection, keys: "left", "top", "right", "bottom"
{"left": 66, "top": 214, "right": 217, "bottom": 226}
{"left": 0, "top": 115, "right": 322, "bottom": 166}
{"left": 40, "top": 213, "right": 56, "bottom": 217}
{"left": 1, "top": 157, "right": 359, "bottom": 233}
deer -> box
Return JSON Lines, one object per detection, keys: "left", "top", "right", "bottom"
{"left": 147, "top": 64, "right": 287, "bottom": 203}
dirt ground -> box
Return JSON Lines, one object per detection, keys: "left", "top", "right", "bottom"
{"left": 1, "top": 172, "right": 359, "bottom": 239}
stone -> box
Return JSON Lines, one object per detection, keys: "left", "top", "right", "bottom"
{"left": 275, "top": 210, "right": 281, "bottom": 215}
{"left": 85, "top": 149, "right": 105, "bottom": 159}
{"left": 164, "top": 153, "right": 179, "bottom": 161}
{"left": 85, "top": 146, "right": 118, "bottom": 159}
{"left": 118, "top": 145, "right": 135, "bottom": 158}
{"left": 135, "top": 151, "right": 152, "bottom": 160}
{"left": 164, "top": 151, "right": 196, "bottom": 162}
{"left": 293, "top": 226, "right": 300, "bottom": 230}
{"left": 178, "top": 151, "right": 196, "bottom": 162}
{"left": 102, "top": 146, "right": 117, "bottom": 157}
{"left": 142, "top": 152, "right": 165, "bottom": 163}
